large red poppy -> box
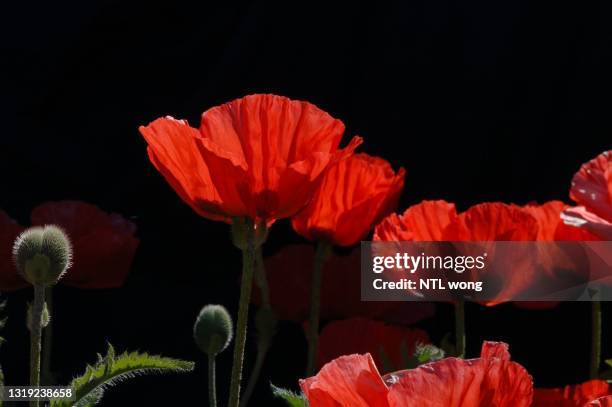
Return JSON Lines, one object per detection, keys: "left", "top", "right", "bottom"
{"left": 139, "top": 94, "right": 361, "bottom": 224}
{"left": 300, "top": 341, "right": 533, "bottom": 407}
{"left": 563, "top": 151, "right": 612, "bottom": 240}
{"left": 291, "top": 153, "right": 405, "bottom": 246}
{"left": 0, "top": 201, "right": 139, "bottom": 290}
{"left": 316, "top": 318, "right": 429, "bottom": 373}
{"left": 253, "top": 244, "right": 434, "bottom": 323}
{"left": 533, "top": 380, "right": 610, "bottom": 407}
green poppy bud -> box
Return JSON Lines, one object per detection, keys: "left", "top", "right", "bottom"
{"left": 193, "top": 304, "right": 233, "bottom": 357}
{"left": 13, "top": 225, "right": 72, "bottom": 286}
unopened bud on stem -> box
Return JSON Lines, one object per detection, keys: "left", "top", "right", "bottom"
{"left": 194, "top": 304, "right": 233, "bottom": 357}
{"left": 13, "top": 225, "right": 72, "bottom": 286}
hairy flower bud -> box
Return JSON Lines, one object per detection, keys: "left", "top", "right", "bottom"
{"left": 193, "top": 304, "right": 233, "bottom": 357}
{"left": 13, "top": 225, "right": 72, "bottom": 286}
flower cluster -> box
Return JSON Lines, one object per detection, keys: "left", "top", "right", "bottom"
{"left": 138, "top": 94, "right": 611, "bottom": 406}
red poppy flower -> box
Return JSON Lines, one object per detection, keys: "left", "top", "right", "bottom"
{"left": 533, "top": 380, "right": 610, "bottom": 407}
{"left": 374, "top": 200, "right": 457, "bottom": 242}
{"left": 563, "top": 151, "right": 612, "bottom": 240}
{"left": 0, "top": 210, "right": 25, "bottom": 291}
{"left": 316, "top": 318, "right": 429, "bottom": 373}
{"left": 588, "top": 396, "right": 612, "bottom": 406}
{"left": 253, "top": 244, "right": 434, "bottom": 323}
{"left": 0, "top": 201, "right": 138, "bottom": 291}
{"left": 371, "top": 201, "right": 458, "bottom": 301}
{"left": 139, "top": 94, "right": 361, "bottom": 224}
{"left": 299, "top": 341, "right": 533, "bottom": 407}
{"left": 291, "top": 154, "right": 405, "bottom": 246}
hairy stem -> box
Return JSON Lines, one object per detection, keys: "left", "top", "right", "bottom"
{"left": 228, "top": 221, "right": 256, "bottom": 407}
{"left": 455, "top": 300, "right": 466, "bottom": 358}
{"left": 208, "top": 356, "right": 217, "bottom": 407}
{"left": 240, "top": 248, "right": 273, "bottom": 407}
{"left": 590, "top": 299, "right": 602, "bottom": 379}
{"left": 30, "top": 284, "right": 45, "bottom": 407}
{"left": 306, "top": 241, "right": 331, "bottom": 376}
{"left": 239, "top": 340, "right": 268, "bottom": 407}
{"left": 42, "top": 286, "right": 53, "bottom": 385}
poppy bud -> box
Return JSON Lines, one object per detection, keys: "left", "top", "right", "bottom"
{"left": 231, "top": 218, "right": 268, "bottom": 250}
{"left": 13, "top": 225, "right": 72, "bottom": 286}
{"left": 193, "top": 304, "right": 233, "bottom": 357}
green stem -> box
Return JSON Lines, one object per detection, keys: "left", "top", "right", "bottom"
{"left": 239, "top": 340, "right": 268, "bottom": 407}
{"left": 240, "top": 248, "right": 274, "bottom": 407}
{"left": 590, "top": 299, "right": 602, "bottom": 379}
{"left": 253, "top": 247, "right": 271, "bottom": 309}
{"left": 454, "top": 300, "right": 465, "bottom": 358}
{"left": 42, "top": 287, "right": 53, "bottom": 385}
{"left": 306, "top": 241, "right": 331, "bottom": 376}
{"left": 208, "top": 356, "right": 217, "bottom": 407}
{"left": 228, "top": 221, "right": 256, "bottom": 407}
{"left": 30, "top": 284, "right": 45, "bottom": 407}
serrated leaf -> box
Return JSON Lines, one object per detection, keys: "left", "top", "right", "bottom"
{"left": 271, "top": 384, "right": 308, "bottom": 407}
{"left": 50, "top": 343, "right": 194, "bottom": 407}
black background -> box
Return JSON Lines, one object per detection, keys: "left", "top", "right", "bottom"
{"left": 1, "top": 0, "right": 612, "bottom": 405}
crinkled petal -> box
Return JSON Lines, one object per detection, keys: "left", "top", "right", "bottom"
{"left": 293, "top": 153, "right": 404, "bottom": 246}
{"left": 374, "top": 200, "right": 457, "bottom": 242}
{"left": 300, "top": 353, "right": 390, "bottom": 407}
{"left": 388, "top": 341, "right": 532, "bottom": 407}
{"left": 139, "top": 117, "right": 229, "bottom": 221}
{"left": 534, "top": 380, "right": 609, "bottom": 406}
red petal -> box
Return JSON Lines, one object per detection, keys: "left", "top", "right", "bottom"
{"left": 533, "top": 380, "right": 609, "bottom": 406}
{"left": 562, "top": 206, "right": 612, "bottom": 240}
{"left": 300, "top": 353, "right": 390, "bottom": 407}
{"left": 521, "top": 201, "right": 565, "bottom": 241}
{"left": 446, "top": 202, "right": 539, "bottom": 241}
{"left": 292, "top": 153, "right": 405, "bottom": 246}
{"left": 587, "top": 396, "right": 612, "bottom": 407}
{"left": 570, "top": 150, "right": 612, "bottom": 222}
{"left": 388, "top": 341, "right": 533, "bottom": 407}
{"left": 197, "top": 94, "right": 349, "bottom": 222}
{"left": 139, "top": 117, "right": 229, "bottom": 222}
{"left": 374, "top": 200, "right": 457, "bottom": 242}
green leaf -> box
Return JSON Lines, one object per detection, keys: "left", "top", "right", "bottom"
{"left": 414, "top": 343, "right": 445, "bottom": 365}
{"left": 271, "top": 384, "right": 308, "bottom": 407}
{"left": 51, "top": 343, "right": 194, "bottom": 407}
